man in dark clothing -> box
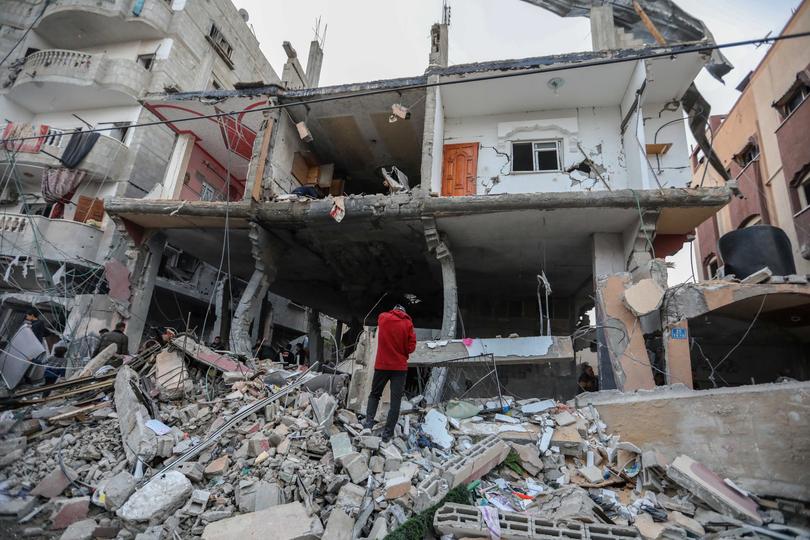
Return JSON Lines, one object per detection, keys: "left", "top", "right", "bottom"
{"left": 44, "top": 345, "right": 68, "bottom": 385}
{"left": 209, "top": 336, "right": 223, "bottom": 350}
{"left": 294, "top": 343, "right": 309, "bottom": 367}
{"left": 94, "top": 322, "right": 129, "bottom": 356}
{"left": 578, "top": 362, "right": 599, "bottom": 393}
{"left": 25, "top": 311, "right": 49, "bottom": 342}
{"left": 279, "top": 344, "right": 294, "bottom": 365}
{"left": 363, "top": 304, "right": 416, "bottom": 442}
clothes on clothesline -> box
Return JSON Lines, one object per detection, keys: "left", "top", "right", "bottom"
{"left": 59, "top": 130, "right": 100, "bottom": 169}
{"left": 1, "top": 122, "right": 50, "bottom": 154}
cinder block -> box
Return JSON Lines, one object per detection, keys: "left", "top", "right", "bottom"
{"left": 433, "top": 503, "right": 642, "bottom": 540}
{"left": 440, "top": 435, "right": 509, "bottom": 488}
{"left": 413, "top": 475, "right": 449, "bottom": 513}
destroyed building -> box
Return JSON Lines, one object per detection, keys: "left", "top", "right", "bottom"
{"left": 0, "top": 0, "right": 327, "bottom": 353}
{"left": 0, "top": 1, "right": 809, "bottom": 539}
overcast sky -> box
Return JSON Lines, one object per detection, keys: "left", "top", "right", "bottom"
{"left": 233, "top": 0, "right": 803, "bottom": 284}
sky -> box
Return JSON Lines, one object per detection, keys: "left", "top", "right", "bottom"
{"left": 233, "top": 0, "right": 803, "bottom": 284}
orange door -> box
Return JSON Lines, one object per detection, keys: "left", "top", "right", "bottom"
{"left": 442, "top": 143, "right": 479, "bottom": 196}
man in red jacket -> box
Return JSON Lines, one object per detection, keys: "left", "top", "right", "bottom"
{"left": 363, "top": 304, "right": 416, "bottom": 441}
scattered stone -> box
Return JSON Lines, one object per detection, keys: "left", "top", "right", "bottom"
{"left": 578, "top": 465, "right": 604, "bottom": 483}
{"left": 204, "top": 455, "right": 230, "bottom": 477}
{"left": 98, "top": 471, "right": 136, "bottom": 512}
{"left": 323, "top": 507, "right": 355, "bottom": 540}
{"left": 59, "top": 518, "right": 96, "bottom": 540}
{"left": 32, "top": 466, "right": 76, "bottom": 499}
{"left": 117, "top": 471, "right": 192, "bottom": 524}
{"left": 553, "top": 410, "right": 577, "bottom": 427}
{"left": 422, "top": 410, "right": 453, "bottom": 449}
{"left": 330, "top": 432, "right": 353, "bottom": 461}
{"left": 201, "top": 502, "right": 322, "bottom": 540}
{"left": 51, "top": 497, "right": 90, "bottom": 530}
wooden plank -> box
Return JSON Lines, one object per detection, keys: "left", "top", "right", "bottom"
{"left": 291, "top": 152, "right": 310, "bottom": 184}
{"left": 74, "top": 195, "right": 104, "bottom": 223}
{"left": 251, "top": 118, "right": 274, "bottom": 202}
{"left": 632, "top": 1, "right": 667, "bottom": 45}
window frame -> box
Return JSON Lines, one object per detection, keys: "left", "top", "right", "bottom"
{"left": 798, "top": 171, "right": 810, "bottom": 211}
{"left": 781, "top": 84, "right": 809, "bottom": 119}
{"left": 510, "top": 139, "right": 563, "bottom": 174}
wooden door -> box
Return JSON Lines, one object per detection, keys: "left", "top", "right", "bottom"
{"left": 442, "top": 143, "right": 479, "bottom": 196}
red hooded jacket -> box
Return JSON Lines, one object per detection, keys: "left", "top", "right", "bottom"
{"left": 374, "top": 309, "right": 416, "bottom": 371}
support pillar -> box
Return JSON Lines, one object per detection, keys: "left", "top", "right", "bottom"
{"left": 308, "top": 309, "right": 323, "bottom": 366}
{"left": 126, "top": 232, "right": 166, "bottom": 353}
{"left": 160, "top": 134, "right": 194, "bottom": 200}
{"left": 209, "top": 277, "right": 230, "bottom": 345}
{"left": 423, "top": 217, "right": 458, "bottom": 403}
{"left": 592, "top": 233, "right": 624, "bottom": 390}
{"left": 230, "top": 223, "right": 282, "bottom": 356}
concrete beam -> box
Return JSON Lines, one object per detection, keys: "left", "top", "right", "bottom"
{"left": 105, "top": 187, "right": 734, "bottom": 229}
{"left": 125, "top": 232, "right": 166, "bottom": 353}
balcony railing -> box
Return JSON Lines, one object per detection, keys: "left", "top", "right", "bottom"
{"left": 0, "top": 132, "right": 131, "bottom": 182}
{"left": 9, "top": 49, "right": 150, "bottom": 109}
{"left": 0, "top": 213, "right": 105, "bottom": 265}
{"left": 37, "top": 0, "right": 173, "bottom": 48}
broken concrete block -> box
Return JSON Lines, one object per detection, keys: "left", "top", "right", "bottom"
{"left": 201, "top": 502, "right": 321, "bottom": 540}
{"left": 535, "top": 485, "right": 599, "bottom": 522}
{"left": 520, "top": 399, "right": 556, "bottom": 414}
{"left": 341, "top": 453, "right": 369, "bottom": 484}
{"left": 236, "top": 480, "right": 258, "bottom": 513}
{"left": 414, "top": 475, "right": 449, "bottom": 513}
{"left": 667, "top": 455, "right": 762, "bottom": 525}
{"left": 635, "top": 512, "right": 667, "bottom": 540}
{"left": 623, "top": 278, "right": 665, "bottom": 316}
{"left": 422, "top": 409, "right": 454, "bottom": 450}
{"left": 367, "top": 516, "right": 387, "bottom": 540}
{"left": 59, "top": 518, "right": 96, "bottom": 540}
{"left": 740, "top": 267, "right": 772, "bottom": 284}
{"left": 335, "top": 482, "right": 365, "bottom": 513}
{"left": 578, "top": 465, "right": 604, "bottom": 484}
{"left": 384, "top": 475, "right": 411, "bottom": 500}
{"left": 0, "top": 495, "right": 36, "bottom": 518}
{"left": 311, "top": 393, "right": 337, "bottom": 429}
{"left": 329, "top": 432, "right": 353, "bottom": 461}
{"left": 204, "top": 455, "right": 230, "bottom": 477}
{"left": 183, "top": 490, "right": 210, "bottom": 516}
{"left": 114, "top": 366, "right": 157, "bottom": 466}
{"left": 99, "top": 471, "right": 136, "bottom": 512}
{"left": 51, "top": 497, "right": 90, "bottom": 529}
{"left": 323, "top": 507, "right": 354, "bottom": 540}
{"left": 247, "top": 435, "right": 270, "bottom": 457}
{"left": 369, "top": 455, "right": 384, "bottom": 473}
{"left": 359, "top": 435, "right": 381, "bottom": 450}
{"left": 509, "top": 443, "right": 543, "bottom": 476}
{"left": 155, "top": 350, "right": 189, "bottom": 400}
{"left": 440, "top": 434, "right": 509, "bottom": 488}
{"left": 553, "top": 410, "right": 577, "bottom": 427}
{"left": 380, "top": 444, "right": 403, "bottom": 472}
{"left": 176, "top": 461, "right": 204, "bottom": 482}
{"left": 550, "top": 425, "right": 585, "bottom": 456}
{"left": 669, "top": 510, "right": 705, "bottom": 536}
{"left": 117, "top": 471, "right": 191, "bottom": 525}
{"left": 0, "top": 448, "right": 23, "bottom": 467}
{"left": 254, "top": 481, "right": 284, "bottom": 511}
{"left": 31, "top": 466, "right": 76, "bottom": 498}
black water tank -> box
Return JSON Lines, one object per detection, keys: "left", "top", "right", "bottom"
{"left": 718, "top": 224, "right": 796, "bottom": 279}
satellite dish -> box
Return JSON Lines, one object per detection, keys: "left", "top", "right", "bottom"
{"left": 238, "top": 8, "right": 249, "bottom": 22}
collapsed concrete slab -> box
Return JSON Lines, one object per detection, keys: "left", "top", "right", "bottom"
{"left": 113, "top": 366, "right": 157, "bottom": 466}
{"left": 201, "top": 502, "right": 322, "bottom": 540}
{"left": 117, "top": 471, "right": 191, "bottom": 525}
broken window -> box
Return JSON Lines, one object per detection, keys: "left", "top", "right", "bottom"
{"left": 705, "top": 255, "right": 719, "bottom": 279}
{"left": 739, "top": 214, "right": 763, "bottom": 228}
{"left": 207, "top": 23, "right": 234, "bottom": 69}
{"left": 799, "top": 172, "right": 810, "bottom": 210}
{"left": 136, "top": 53, "right": 156, "bottom": 71}
{"left": 199, "top": 182, "right": 217, "bottom": 202}
{"left": 733, "top": 142, "right": 759, "bottom": 169}
{"left": 511, "top": 140, "right": 562, "bottom": 173}
{"left": 780, "top": 84, "right": 809, "bottom": 119}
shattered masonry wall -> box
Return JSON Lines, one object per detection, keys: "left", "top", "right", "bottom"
{"left": 442, "top": 107, "right": 626, "bottom": 194}
{"left": 578, "top": 381, "right": 810, "bottom": 501}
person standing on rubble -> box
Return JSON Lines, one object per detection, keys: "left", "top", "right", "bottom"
{"left": 363, "top": 303, "right": 416, "bottom": 442}
{"left": 94, "top": 322, "right": 129, "bottom": 356}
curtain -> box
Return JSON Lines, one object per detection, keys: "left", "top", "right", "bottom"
{"left": 41, "top": 168, "right": 86, "bottom": 219}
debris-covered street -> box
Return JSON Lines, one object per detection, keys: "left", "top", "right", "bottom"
{"left": 1, "top": 333, "right": 808, "bottom": 539}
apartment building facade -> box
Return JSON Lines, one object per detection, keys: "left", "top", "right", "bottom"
{"left": 0, "top": 0, "right": 328, "bottom": 352}
{"left": 691, "top": 0, "right": 810, "bottom": 280}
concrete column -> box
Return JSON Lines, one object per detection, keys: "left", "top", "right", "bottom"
{"left": 160, "top": 134, "right": 194, "bottom": 199}
{"left": 423, "top": 217, "right": 458, "bottom": 403}
{"left": 428, "top": 23, "right": 448, "bottom": 68}
{"left": 230, "top": 223, "right": 281, "bottom": 356}
{"left": 308, "top": 309, "right": 323, "bottom": 366}
{"left": 419, "top": 77, "right": 444, "bottom": 194}
{"left": 663, "top": 320, "right": 694, "bottom": 388}
{"left": 590, "top": 5, "right": 617, "bottom": 50}
{"left": 126, "top": 232, "right": 166, "bottom": 353}
{"left": 305, "top": 39, "right": 323, "bottom": 88}
{"left": 592, "top": 233, "right": 624, "bottom": 390}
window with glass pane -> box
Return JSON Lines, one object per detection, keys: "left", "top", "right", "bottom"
{"left": 534, "top": 141, "right": 560, "bottom": 171}
{"left": 512, "top": 142, "right": 534, "bottom": 172}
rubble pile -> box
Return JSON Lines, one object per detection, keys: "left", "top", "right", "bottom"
{"left": 0, "top": 338, "right": 807, "bottom": 540}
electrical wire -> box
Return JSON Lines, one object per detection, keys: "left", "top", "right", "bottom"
{"left": 3, "top": 32, "right": 810, "bottom": 147}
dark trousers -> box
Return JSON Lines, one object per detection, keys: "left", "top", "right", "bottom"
{"left": 365, "top": 369, "right": 407, "bottom": 436}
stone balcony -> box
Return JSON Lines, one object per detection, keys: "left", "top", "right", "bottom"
{"left": 8, "top": 49, "right": 150, "bottom": 111}
{"left": 0, "top": 133, "right": 131, "bottom": 183}
{"left": 0, "top": 213, "right": 105, "bottom": 266}
{"left": 36, "top": 0, "right": 173, "bottom": 48}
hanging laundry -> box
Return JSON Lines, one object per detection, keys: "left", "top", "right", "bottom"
{"left": 41, "top": 168, "right": 86, "bottom": 219}
{"left": 1, "top": 122, "right": 50, "bottom": 153}
{"left": 59, "top": 129, "right": 100, "bottom": 169}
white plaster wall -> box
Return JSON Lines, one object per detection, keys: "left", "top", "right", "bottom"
{"left": 443, "top": 107, "right": 630, "bottom": 194}
{"left": 620, "top": 60, "right": 649, "bottom": 189}
{"left": 82, "top": 39, "right": 162, "bottom": 60}
{"left": 643, "top": 104, "right": 692, "bottom": 188}
{"left": 268, "top": 114, "right": 306, "bottom": 195}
